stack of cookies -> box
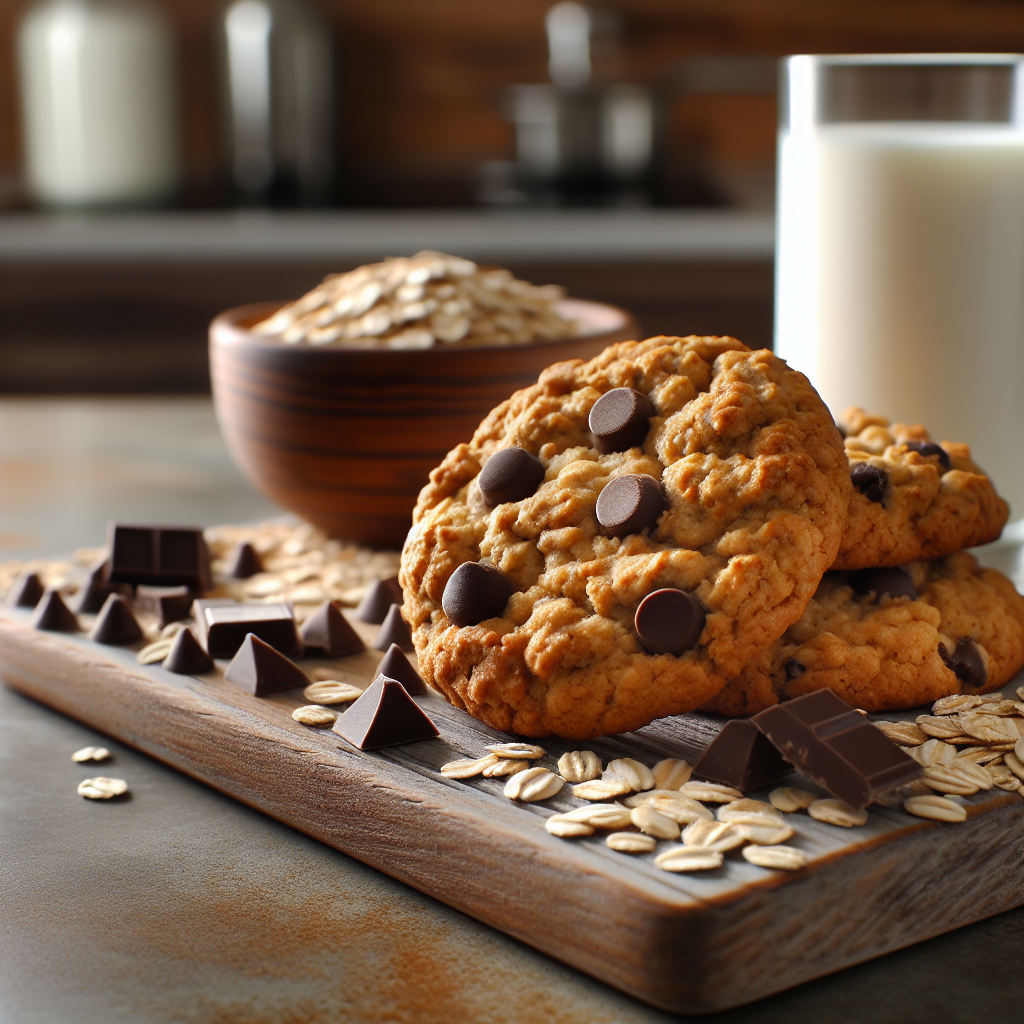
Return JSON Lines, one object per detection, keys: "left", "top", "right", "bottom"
{"left": 400, "top": 336, "right": 1024, "bottom": 739}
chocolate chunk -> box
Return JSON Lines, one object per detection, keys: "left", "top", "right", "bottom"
{"left": 300, "top": 601, "right": 364, "bottom": 657}
{"left": 135, "top": 585, "right": 193, "bottom": 626}
{"left": 89, "top": 594, "right": 144, "bottom": 646}
{"left": 356, "top": 576, "right": 404, "bottom": 624}
{"left": 6, "top": 572, "right": 45, "bottom": 608}
{"left": 848, "top": 566, "right": 917, "bottom": 603}
{"left": 106, "top": 522, "right": 211, "bottom": 592}
{"left": 74, "top": 558, "right": 133, "bottom": 614}
{"left": 596, "top": 474, "right": 667, "bottom": 537}
{"left": 441, "top": 563, "right": 513, "bottom": 628}
{"left": 226, "top": 541, "right": 263, "bottom": 579}
{"left": 589, "top": 388, "right": 655, "bottom": 454}
{"left": 902, "top": 441, "right": 951, "bottom": 471}
{"left": 223, "top": 633, "right": 309, "bottom": 695}
{"left": 752, "top": 689, "right": 921, "bottom": 809}
{"left": 195, "top": 602, "right": 300, "bottom": 659}
{"left": 375, "top": 603, "right": 414, "bottom": 652}
{"left": 940, "top": 637, "right": 987, "bottom": 689}
{"left": 694, "top": 719, "right": 791, "bottom": 792}
{"left": 850, "top": 463, "right": 888, "bottom": 504}
{"left": 376, "top": 643, "right": 427, "bottom": 696}
{"left": 31, "top": 589, "right": 79, "bottom": 632}
{"left": 634, "top": 589, "right": 705, "bottom": 655}
{"left": 479, "top": 447, "right": 546, "bottom": 506}
{"left": 784, "top": 658, "right": 806, "bottom": 681}
{"left": 162, "top": 627, "right": 214, "bottom": 675}
{"left": 332, "top": 675, "right": 438, "bottom": 749}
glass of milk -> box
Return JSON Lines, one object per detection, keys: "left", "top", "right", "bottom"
{"left": 775, "top": 54, "right": 1024, "bottom": 517}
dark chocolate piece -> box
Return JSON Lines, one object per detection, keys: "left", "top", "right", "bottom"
{"left": 902, "top": 441, "right": 951, "bottom": 471}
{"left": 74, "top": 558, "right": 133, "bottom": 614}
{"left": 300, "top": 601, "right": 364, "bottom": 657}
{"left": 196, "top": 602, "right": 300, "bottom": 659}
{"left": 596, "top": 474, "right": 667, "bottom": 537}
{"left": 31, "top": 589, "right": 79, "bottom": 632}
{"left": 441, "top": 563, "right": 513, "bottom": 628}
{"left": 478, "top": 447, "right": 546, "bottom": 506}
{"left": 940, "top": 637, "right": 987, "bottom": 689}
{"left": 105, "top": 522, "right": 211, "bottom": 592}
{"left": 589, "top": 388, "right": 654, "bottom": 454}
{"left": 135, "top": 585, "right": 193, "bottom": 626}
{"left": 332, "top": 675, "right": 438, "bottom": 749}
{"left": 223, "top": 633, "right": 309, "bottom": 695}
{"left": 163, "top": 628, "right": 214, "bottom": 675}
{"left": 375, "top": 603, "right": 414, "bottom": 652}
{"left": 848, "top": 566, "right": 917, "bottom": 603}
{"left": 226, "top": 541, "right": 263, "bottom": 579}
{"left": 6, "top": 572, "right": 45, "bottom": 608}
{"left": 752, "top": 689, "right": 921, "bottom": 809}
{"left": 376, "top": 643, "right": 426, "bottom": 696}
{"left": 693, "top": 719, "right": 791, "bottom": 792}
{"left": 634, "top": 589, "right": 705, "bottom": 655}
{"left": 89, "top": 594, "right": 144, "bottom": 646}
{"left": 850, "top": 463, "right": 887, "bottom": 503}
{"left": 356, "top": 577, "right": 405, "bottom": 624}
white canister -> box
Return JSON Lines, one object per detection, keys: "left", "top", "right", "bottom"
{"left": 17, "top": 0, "right": 178, "bottom": 208}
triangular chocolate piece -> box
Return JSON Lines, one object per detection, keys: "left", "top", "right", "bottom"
{"left": 31, "top": 589, "right": 79, "bottom": 632}
{"left": 89, "top": 594, "right": 144, "bottom": 645}
{"left": 6, "top": 572, "right": 45, "bottom": 608}
{"left": 356, "top": 576, "right": 404, "bottom": 623}
{"left": 226, "top": 541, "right": 263, "bottom": 579}
{"left": 300, "top": 601, "right": 364, "bottom": 656}
{"left": 163, "top": 627, "right": 214, "bottom": 675}
{"left": 223, "top": 633, "right": 309, "bottom": 696}
{"left": 332, "top": 676, "right": 438, "bottom": 749}
{"left": 374, "top": 603, "right": 413, "bottom": 652}
{"left": 74, "top": 557, "right": 132, "bottom": 613}
{"left": 694, "top": 719, "right": 790, "bottom": 792}
{"left": 376, "top": 643, "right": 426, "bottom": 695}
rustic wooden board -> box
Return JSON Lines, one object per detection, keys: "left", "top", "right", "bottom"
{"left": 1, "top": 605, "right": 1021, "bottom": 1015}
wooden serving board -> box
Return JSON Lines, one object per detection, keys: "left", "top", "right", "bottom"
{"left": 0, "top": 605, "right": 1021, "bottom": 1015}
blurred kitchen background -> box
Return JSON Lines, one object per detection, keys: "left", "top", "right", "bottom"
{"left": 0, "top": 0, "right": 1021, "bottom": 394}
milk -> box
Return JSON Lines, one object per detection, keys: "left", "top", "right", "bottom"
{"left": 776, "top": 123, "right": 1024, "bottom": 516}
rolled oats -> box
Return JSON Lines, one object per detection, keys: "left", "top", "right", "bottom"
{"left": 77, "top": 777, "right": 128, "bottom": 800}
{"left": 482, "top": 758, "right": 530, "bottom": 778}
{"left": 734, "top": 822, "right": 795, "bottom": 846}
{"left": 653, "top": 846, "right": 724, "bottom": 872}
{"left": 651, "top": 758, "right": 692, "bottom": 790}
{"left": 628, "top": 793, "right": 713, "bottom": 824}
{"left": 715, "top": 799, "right": 781, "bottom": 822}
{"left": 137, "top": 639, "right": 173, "bottom": 665}
{"left": 556, "top": 750, "right": 601, "bottom": 783}
{"left": 572, "top": 778, "right": 632, "bottom": 801}
{"left": 956, "top": 746, "right": 1004, "bottom": 765}
{"left": 931, "top": 694, "right": 984, "bottom": 716}
{"left": 71, "top": 746, "right": 110, "bottom": 763}
{"left": 768, "top": 787, "right": 818, "bottom": 813}
{"left": 630, "top": 805, "right": 681, "bottom": 840}
{"left": 440, "top": 754, "right": 500, "bottom": 779}
{"left": 1004, "top": 751, "right": 1024, "bottom": 781}
{"left": 904, "top": 795, "right": 968, "bottom": 822}
{"left": 921, "top": 764, "right": 979, "bottom": 796}
{"left": 558, "top": 803, "right": 632, "bottom": 830}
{"left": 603, "top": 757, "right": 655, "bottom": 793}
{"left": 678, "top": 781, "right": 744, "bottom": 803}
{"left": 909, "top": 738, "right": 957, "bottom": 766}
{"left": 807, "top": 799, "right": 868, "bottom": 827}
{"left": 545, "top": 816, "right": 594, "bottom": 838}
{"left": 873, "top": 720, "right": 929, "bottom": 745}
{"left": 741, "top": 844, "right": 807, "bottom": 870}
{"left": 302, "top": 680, "right": 362, "bottom": 705}
{"left": 291, "top": 705, "right": 337, "bottom": 727}
{"left": 503, "top": 767, "right": 564, "bottom": 802}
{"left": 682, "top": 819, "right": 746, "bottom": 852}
{"left": 958, "top": 713, "right": 1019, "bottom": 745}
{"left": 947, "top": 758, "right": 995, "bottom": 790}
{"left": 606, "top": 832, "right": 657, "bottom": 854}
{"left": 1015, "top": 737, "right": 1024, "bottom": 762}
{"left": 916, "top": 715, "right": 964, "bottom": 739}
{"left": 486, "top": 742, "right": 546, "bottom": 760}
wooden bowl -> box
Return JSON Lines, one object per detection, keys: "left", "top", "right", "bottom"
{"left": 209, "top": 299, "right": 640, "bottom": 549}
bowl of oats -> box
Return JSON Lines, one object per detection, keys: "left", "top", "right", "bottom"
{"left": 209, "top": 251, "right": 638, "bottom": 549}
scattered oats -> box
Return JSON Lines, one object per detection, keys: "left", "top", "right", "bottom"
{"left": 557, "top": 803, "right": 632, "bottom": 830}
{"left": 557, "top": 750, "right": 601, "bottom": 783}
{"left": 872, "top": 778, "right": 933, "bottom": 808}
{"left": 716, "top": 799, "right": 780, "bottom": 822}
{"left": 291, "top": 705, "right": 337, "bottom": 727}
{"left": 628, "top": 793, "right": 713, "bottom": 824}
{"left": 769, "top": 787, "right": 819, "bottom": 813}
{"left": 970, "top": 699, "right": 1021, "bottom": 716}
{"left": 572, "top": 778, "right": 632, "bottom": 801}
{"left": 909, "top": 738, "right": 957, "bottom": 766}
{"left": 77, "top": 777, "right": 128, "bottom": 800}
{"left": 440, "top": 754, "right": 500, "bottom": 779}
{"left": 137, "top": 639, "right": 173, "bottom": 664}
{"left": 956, "top": 746, "right": 1004, "bottom": 765}
{"left": 997, "top": 777, "right": 1022, "bottom": 792}
{"left": 958, "top": 713, "right": 1019, "bottom": 745}
{"left": 545, "top": 816, "right": 594, "bottom": 838}
{"left": 71, "top": 746, "right": 110, "bottom": 763}
{"left": 807, "top": 799, "right": 868, "bottom": 827}
{"left": 603, "top": 757, "right": 655, "bottom": 793}
{"left": 630, "top": 804, "right": 681, "bottom": 840}
{"left": 679, "top": 781, "right": 744, "bottom": 803}
{"left": 654, "top": 845, "right": 724, "bottom": 872}
{"left": 606, "top": 832, "right": 657, "bottom": 854}
{"left": 734, "top": 822, "right": 795, "bottom": 846}
{"left": 904, "top": 795, "right": 967, "bottom": 822}
{"left": 1016, "top": 684, "right": 1024, "bottom": 701}
{"left": 302, "top": 680, "right": 362, "bottom": 705}
{"left": 682, "top": 819, "right": 746, "bottom": 852}
{"left": 1015, "top": 737, "right": 1024, "bottom": 762}
{"left": 1005, "top": 751, "right": 1024, "bottom": 782}
{"left": 947, "top": 758, "right": 994, "bottom": 790}
{"left": 742, "top": 844, "right": 807, "bottom": 870}
{"left": 985, "top": 762, "right": 1015, "bottom": 784}
{"left": 931, "top": 694, "right": 984, "bottom": 715}
{"left": 159, "top": 621, "right": 189, "bottom": 641}
{"left": 651, "top": 758, "right": 692, "bottom": 790}
{"left": 486, "top": 742, "right": 546, "bottom": 760}
{"left": 482, "top": 758, "right": 530, "bottom": 778}
{"left": 503, "top": 767, "right": 564, "bottom": 802}
{"left": 916, "top": 715, "right": 964, "bottom": 739}
{"left": 921, "top": 764, "right": 980, "bottom": 796}
{"left": 873, "top": 720, "right": 928, "bottom": 745}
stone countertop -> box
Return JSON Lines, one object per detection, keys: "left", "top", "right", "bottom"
{"left": 0, "top": 397, "right": 1020, "bottom": 1024}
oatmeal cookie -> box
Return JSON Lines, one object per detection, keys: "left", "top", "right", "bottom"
{"left": 400, "top": 336, "right": 851, "bottom": 739}
{"left": 835, "top": 408, "right": 1008, "bottom": 570}
{"left": 705, "top": 551, "right": 1024, "bottom": 716}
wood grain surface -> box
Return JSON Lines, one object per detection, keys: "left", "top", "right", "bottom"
{"left": 1, "top": 605, "right": 1021, "bottom": 1014}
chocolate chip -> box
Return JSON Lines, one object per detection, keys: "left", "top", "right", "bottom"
{"left": 940, "top": 638, "right": 987, "bottom": 689}
{"left": 850, "top": 463, "right": 887, "bottom": 504}
{"left": 6, "top": 572, "right": 44, "bottom": 608}
{"left": 442, "top": 562, "right": 513, "bottom": 627}
{"left": 902, "top": 441, "right": 951, "bottom": 472}
{"left": 589, "top": 388, "right": 654, "bottom": 454}
{"left": 634, "top": 589, "right": 705, "bottom": 655}
{"left": 478, "top": 447, "right": 546, "bottom": 506}
{"left": 226, "top": 541, "right": 263, "bottom": 579}
{"left": 784, "top": 658, "right": 806, "bottom": 680}
{"left": 848, "top": 566, "right": 917, "bottom": 603}
{"left": 596, "top": 474, "right": 668, "bottom": 537}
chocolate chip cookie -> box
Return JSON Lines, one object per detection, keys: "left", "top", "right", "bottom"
{"left": 400, "top": 336, "right": 851, "bottom": 739}
{"left": 705, "top": 551, "right": 1024, "bottom": 716}
{"left": 835, "top": 408, "right": 1009, "bottom": 570}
